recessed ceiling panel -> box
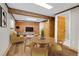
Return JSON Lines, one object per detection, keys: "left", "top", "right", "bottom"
{"left": 13, "top": 14, "right": 46, "bottom": 22}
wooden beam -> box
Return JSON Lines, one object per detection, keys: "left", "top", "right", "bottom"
{"left": 8, "top": 8, "right": 52, "bottom": 19}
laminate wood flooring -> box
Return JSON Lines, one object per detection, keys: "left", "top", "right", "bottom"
{"left": 6, "top": 42, "right": 78, "bottom": 56}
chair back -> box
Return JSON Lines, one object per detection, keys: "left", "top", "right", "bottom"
{"left": 31, "top": 47, "right": 48, "bottom": 56}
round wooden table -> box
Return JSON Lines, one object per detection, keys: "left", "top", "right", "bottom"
{"left": 32, "top": 37, "right": 50, "bottom": 47}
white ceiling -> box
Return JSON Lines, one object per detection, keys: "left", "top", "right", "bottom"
{"left": 7, "top": 3, "right": 79, "bottom": 16}
{"left": 7, "top": 3, "right": 79, "bottom": 22}
{"left": 13, "top": 14, "right": 47, "bottom": 22}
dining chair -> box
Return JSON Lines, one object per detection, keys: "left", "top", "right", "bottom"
{"left": 31, "top": 47, "right": 48, "bottom": 56}
{"left": 49, "top": 43, "right": 63, "bottom": 56}
{"left": 24, "top": 40, "right": 35, "bottom": 52}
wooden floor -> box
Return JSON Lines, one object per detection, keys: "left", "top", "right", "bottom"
{"left": 7, "top": 42, "right": 31, "bottom": 56}
{"left": 6, "top": 42, "right": 78, "bottom": 56}
{"left": 48, "top": 45, "right": 78, "bottom": 56}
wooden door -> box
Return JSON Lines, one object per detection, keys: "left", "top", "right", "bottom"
{"left": 57, "top": 16, "right": 65, "bottom": 43}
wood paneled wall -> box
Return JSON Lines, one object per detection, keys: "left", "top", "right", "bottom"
{"left": 15, "top": 21, "right": 39, "bottom": 35}
{"left": 57, "top": 16, "right": 65, "bottom": 42}
{"left": 44, "top": 17, "right": 55, "bottom": 37}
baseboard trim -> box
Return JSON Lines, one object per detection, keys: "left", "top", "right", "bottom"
{"left": 3, "top": 43, "right": 12, "bottom": 56}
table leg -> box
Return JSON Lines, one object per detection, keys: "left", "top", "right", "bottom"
{"left": 24, "top": 39, "right": 26, "bottom": 52}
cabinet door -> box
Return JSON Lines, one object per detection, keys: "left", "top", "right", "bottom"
{"left": 57, "top": 16, "right": 65, "bottom": 42}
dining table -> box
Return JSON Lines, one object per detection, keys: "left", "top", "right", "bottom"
{"left": 32, "top": 36, "right": 54, "bottom": 48}
{"left": 23, "top": 36, "right": 54, "bottom": 52}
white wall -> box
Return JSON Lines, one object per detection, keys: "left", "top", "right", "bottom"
{"left": 55, "top": 7, "right": 79, "bottom": 52}
{"left": 10, "top": 14, "right": 15, "bottom": 32}
{"left": 70, "top": 7, "right": 79, "bottom": 51}
{"left": 55, "top": 11, "right": 71, "bottom": 47}
{"left": 0, "top": 3, "right": 14, "bottom": 55}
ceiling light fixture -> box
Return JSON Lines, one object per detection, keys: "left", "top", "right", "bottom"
{"left": 26, "top": 17, "right": 37, "bottom": 21}
{"left": 33, "top": 3, "right": 52, "bottom": 9}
